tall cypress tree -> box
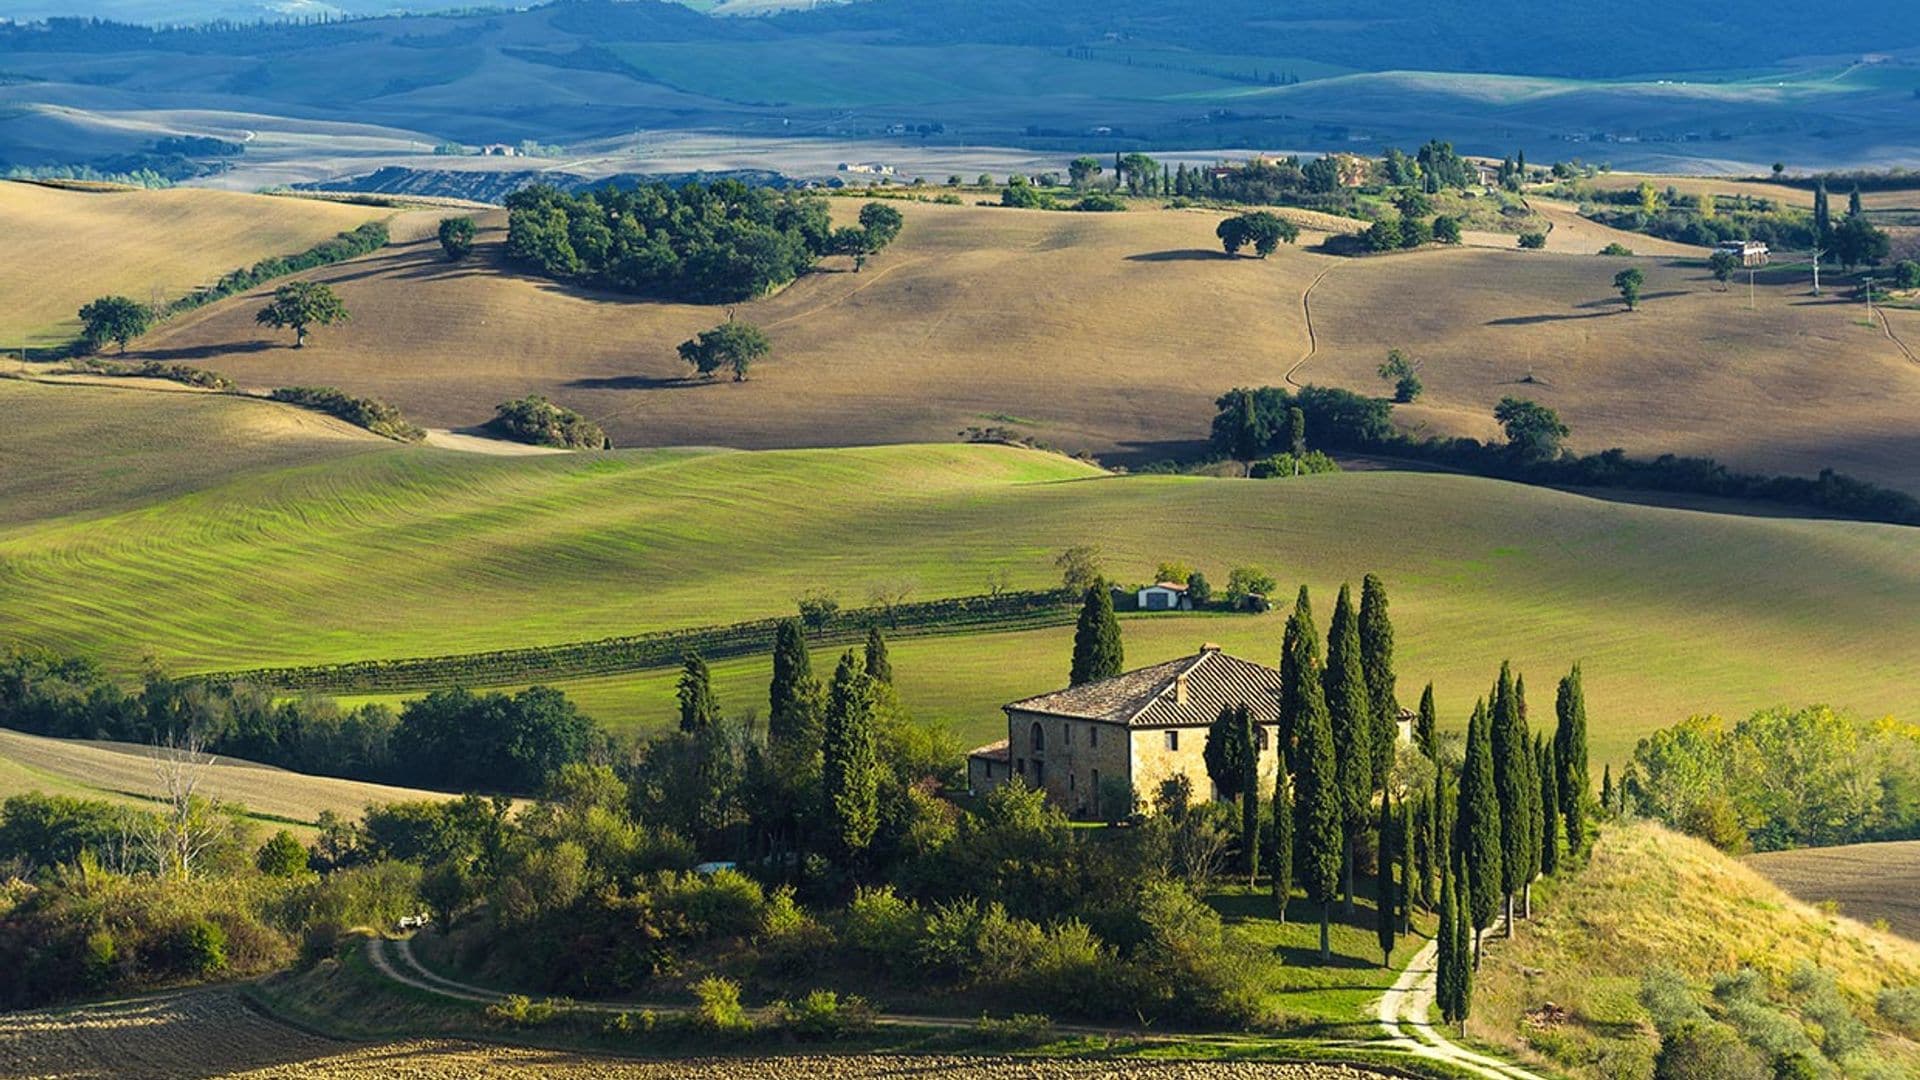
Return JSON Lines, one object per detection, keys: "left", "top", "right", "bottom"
{"left": 1204, "top": 702, "right": 1252, "bottom": 804}
{"left": 1517, "top": 675, "right": 1541, "bottom": 920}
{"left": 1814, "top": 179, "right": 1832, "bottom": 244}
{"left": 1294, "top": 659, "right": 1343, "bottom": 962}
{"left": 1449, "top": 859, "right": 1475, "bottom": 1032}
{"left": 821, "top": 650, "right": 878, "bottom": 859}
{"left": 1399, "top": 793, "right": 1416, "bottom": 932}
{"left": 1849, "top": 185, "right": 1864, "bottom": 218}
{"left": 1437, "top": 864, "right": 1462, "bottom": 1030}
{"left": 1554, "top": 665, "right": 1590, "bottom": 857}
{"left": 1538, "top": 735, "right": 1560, "bottom": 877}
{"left": 1239, "top": 703, "right": 1261, "bottom": 884}
{"left": 1277, "top": 585, "right": 1320, "bottom": 753}
{"left": 1271, "top": 758, "right": 1293, "bottom": 924}
{"left": 863, "top": 627, "right": 892, "bottom": 685}
{"left": 1376, "top": 788, "right": 1397, "bottom": 966}
{"left": 1458, "top": 698, "right": 1502, "bottom": 967}
{"left": 768, "top": 618, "right": 819, "bottom": 746}
{"left": 1324, "top": 584, "right": 1371, "bottom": 912}
{"left": 1600, "top": 763, "right": 1614, "bottom": 818}
{"left": 1416, "top": 682, "right": 1437, "bottom": 760}
{"left": 1068, "top": 585, "right": 1123, "bottom": 686}
{"left": 1489, "top": 663, "right": 1530, "bottom": 936}
{"left": 676, "top": 652, "right": 721, "bottom": 733}
{"left": 1358, "top": 573, "right": 1399, "bottom": 786}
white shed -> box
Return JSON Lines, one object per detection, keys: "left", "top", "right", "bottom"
{"left": 1136, "top": 582, "right": 1191, "bottom": 611}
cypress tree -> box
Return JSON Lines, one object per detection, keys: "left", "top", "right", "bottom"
{"left": 1271, "top": 758, "right": 1293, "bottom": 924}
{"left": 1068, "top": 585, "right": 1123, "bottom": 685}
{"left": 1416, "top": 682, "right": 1437, "bottom": 760}
{"left": 1293, "top": 657, "right": 1343, "bottom": 962}
{"left": 1518, "top": 676, "right": 1541, "bottom": 919}
{"left": 1458, "top": 698, "right": 1502, "bottom": 967}
{"left": 1239, "top": 703, "right": 1261, "bottom": 884}
{"left": 1358, "top": 573, "right": 1399, "bottom": 787}
{"left": 1489, "top": 662, "right": 1530, "bottom": 936}
{"left": 1399, "top": 793, "right": 1416, "bottom": 932}
{"left": 1284, "top": 406, "right": 1307, "bottom": 457}
{"left": 1815, "top": 179, "right": 1832, "bottom": 244}
{"left": 1600, "top": 763, "right": 1613, "bottom": 817}
{"left": 1414, "top": 788, "right": 1435, "bottom": 912}
{"left": 1204, "top": 702, "right": 1251, "bottom": 804}
{"left": 1554, "top": 665, "right": 1590, "bottom": 857}
{"left": 1227, "top": 389, "right": 1263, "bottom": 462}
{"left": 1538, "top": 735, "right": 1561, "bottom": 877}
{"left": 1376, "top": 788, "right": 1397, "bottom": 966}
{"left": 676, "top": 652, "right": 721, "bottom": 733}
{"left": 1449, "top": 859, "right": 1474, "bottom": 1032}
{"left": 768, "top": 618, "right": 818, "bottom": 745}
{"left": 821, "top": 650, "right": 879, "bottom": 859}
{"left": 1437, "top": 865, "right": 1462, "bottom": 1029}
{"left": 863, "top": 627, "right": 892, "bottom": 685}
{"left": 1849, "top": 185, "right": 1864, "bottom": 218}
{"left": 1277, "top": 586, "right": 1320, "bottom": 753}
{"left": 1323, "top": 584, "right": 1371, "bottom": 913}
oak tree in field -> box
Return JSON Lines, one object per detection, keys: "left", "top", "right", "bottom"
{"left": 1494, "top": 397, "right": 1569, "bottom": 462}
{"left": 438, "top": 216, "right": 476, "bottom": 260}
{"left": 78, "top": 294, "right": 152, "bottom": 354}
{"left": 676, "top": 652, "right": 721, "bottom": 733}
{"left": 821, "top": 650, "right": 879, "bottom": 858}
{"left": 1517, "top": 231, "right": 1547, "bottom": 250}
{"left": 678, "top": 320, "right": 771, "bottom": 382}
{"left": 1324, "top": 583, "right": 1371, "bottom": 911}
{"left": 1432, "top": 215, "right": 1463, "bottom": 244}
{"left": 858, "top": 202, "right": 904, "bottom": 248}
{"left": 1068, "top": 584, "right": 1123, "bottom": 686}
{"left": 255, "top": 281, "right": 348, "bottom": 348}
{"left": 1613, "top": 266, "right": 1645, "bottom": 310}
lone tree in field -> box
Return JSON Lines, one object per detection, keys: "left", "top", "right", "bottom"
{"left": 676, "top": 652, "right": 721, "bottom": 733}
{"left": 679, "top": 320, "right": 771, "bottom": 382}
{"left": 1377, "top": 349, "right": 1423, "bottom": 403}
{"left": 821, "top": 650, "right": 879, "bottom": 860}
{"left": 1068, "top": 584, "right": 1123, "bottom": 686}
{"left": 78, "top": 295, "right": 152, "bottom": 354}
{"left": 1217, "top": 211, "right": 1299, "bottom": 258}
{"left": 1458, "top": 698, "right": 1502, "bottom": 966}
{"left": 1613, "top": 266, "right": 1645, "bottom": 310}
{"left": 1324, "top": 583, "right": 1372, "bottom": 912}
{"left": 1554, "top": 665, "right": 1590, "bottom": 856}
{"left": 255, "top": 281, "right": 348, "bottom": 348}
{"left": 1494, "top": 397, "right": 1569, "bottom": 462}
{"left": 438, "top": 216, "right": 477, "bottom": 260}
{"left": 1708, "top": 249, "right": 1741, "bottom": 290}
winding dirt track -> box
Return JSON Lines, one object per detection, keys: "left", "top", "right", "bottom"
{"left": 1374, "top": 919, "right": 1545, "bottom": 1080}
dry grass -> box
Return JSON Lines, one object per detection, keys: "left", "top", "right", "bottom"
{"left": 0, "top": 728, "right": 465, "bottom": 832}
{"left": 1748, "top": 840, "right": 1920, "bottom": 941}
{"left": 1472, "top": 821, "right": 1920, "bottom": 1077}
{"left": 120, "top": 196, "right": 1920, "bottom": 490}
{"left": 1573, "top": 172, "right": 1920, "bottom": 212}
{"left": 0, "top": 181, "right": 388, "bottom": 348}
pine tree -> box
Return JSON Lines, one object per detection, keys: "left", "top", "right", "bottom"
{"left": 1538, "top": 736, "right": 1561, "bottom": 877}
{"left": 1489, "top": 662, "right": 1531, "bottom": 936}
{"left": 1399, "top": 793, "right": 1416, "bottom": 932}
{"left": 1376, "top": 789, "right": 1397, "bottom": 966}
{"left": 1271, "top": 759, "right": 1293, "bottom": 924}
{"left": 1554, "top": 665, "right": 1590, "bottom": 857}
{"left": 1293, "top": 658, "right": 1344, "bottom": 962}
{"left": 768, "top": 618, "right": 819, "bottom": 746}
{"left": 1068, "top": 585, "right": 1123, "bottom": 685}
{"left": 863, "top": 627, "right": 892, "bottom": 685}
{"left": 1323, "top": 584, "right": 1372, "bottom": 913}
{"left": 1277, "top": 586, "right": 1320, "bottom": 753}
{"left": 1416, "top": 682, "right": 1437, "bottom": 759}
{"left": 1458, "top": 698, "right": 1502, "bottom": 967}
{"left": 821, "top": 650, "right": 879, "bottom": 859}
{"left": 676, "top": 652, "right": 721, "bottom": 733}
{"left": 1358, "top": 573, "right": 1399, "bottom": 787}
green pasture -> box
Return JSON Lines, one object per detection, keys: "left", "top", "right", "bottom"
{"left": 3, "top": 403, "right": 1912, "bottom": 769}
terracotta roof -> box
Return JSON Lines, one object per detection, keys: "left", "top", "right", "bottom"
{"left": 968, "top": 739, "right": 1010, "bottom": 761}
{"left": 1004, "top": 648, "right": 1281, "bottom": 728}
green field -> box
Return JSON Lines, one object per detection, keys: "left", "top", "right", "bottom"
{"left": 2, "top": 381, "right": 1915, "bottom": 769}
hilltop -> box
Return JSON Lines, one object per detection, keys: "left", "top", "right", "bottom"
{"left": 121, "top": 196, "right": 1920, "bottom": 492}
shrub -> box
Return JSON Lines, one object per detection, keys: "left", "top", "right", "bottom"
{"left": 172, "top": 919, "right": 227, "bottom": 977}
{"left": 486, "top": 395, "right": 607, "bottom": 449}
{"left": 1072, "top": 193, "right": 1125, "bottom": 212}
{"left": 68, "top": 359, "right": 232, "bottom": 390}
{"left": 1600, "top": 242, "right": 1635, "bottom": 256}
{"left": 1249, "top": 451, "right": 1340, "bottom": 478}
{"left": 1518, "top": 231, "right": 1548, "bottom": 249}
{"left": 1788, "top": 962, "right": 1868, "bottom": 1058}
{"left": 268, "top": 386, "right": 424, "bottom": 442}
{"left": 842, "top": 885, "right": 921, "bottom": 965}
{"left": 1654, "top": 1021, "right": 1769, "bottom": 1080}
{"left": 486, "top": 993, "right": 560, "bottom": 1027}
{"left": 759, "top": 885, "right": 836, "bottom": 976}
{"left": 1017, "top": 919, "right": 1119, "bottom": 1011}
{"left": 779, "top": 989, "right": 876, "bottom": 1040}
{"left": 655, "top": 869, "right": 767, "bottom": 938}
{"left": 972, "top": 1011, "right": 1055, "bottom": 1047}
{"left": 917, "top": 896, "right": 983, "bottom": 976}
{"left": 437, "top": 216, "right": 476, "bottom": 260}
{"left": 1877, "top": 986, "right": 1920, "bottom": 1037}
{"left": 256, "top": 830, "right": 310, "bottom": 877}
{"left": 692, "top": 975, "right": 751, "bottom": 1032}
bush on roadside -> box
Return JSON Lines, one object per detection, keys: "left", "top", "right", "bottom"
{"left": 486, "top": 395, "right": 608, "bottom": 449}
{"left": 692, "top": 974, "right": 751, "bottom": 1032}
{"left": 778, "top": 989, "right": 876, "bottom": 1040}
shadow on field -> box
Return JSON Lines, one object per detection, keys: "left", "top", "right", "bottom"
{"left": 133, "top": 340, "right": 278, "bottom": 361}
{"left": 1125, "top": 249, "right": 1230, "bottom": 262}
{"left": 1485, "top": 311, "right": 1614, "bottom": 326}
{"left": 1575, "top": 290, "right": 1686, "bottom": 308}
{"left": 567, "top": 374, "right": 703, "bottom": 390}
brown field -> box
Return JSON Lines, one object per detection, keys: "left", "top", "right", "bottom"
{"left": 0, "top": 181, "right": 393, "bottom": 348}
{"left": 1748, "top": 840, "right": 1920, "bottom": 941}
{"left": 0, "top": 376, "right": 383, "bottom": 526}
{"left": 1576, "top": 172, "right": 1920, "bottom": 212}
{"left": 0, "top": 728, "right": 466, "bottom": 834}
{"left": 0, "top": 988, "right": 1380, "bottom": 1079}
{"left": 122, "top": 196, "right": 1920, "bottom": 491}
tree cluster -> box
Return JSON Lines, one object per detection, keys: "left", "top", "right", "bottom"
{"left": 487, "top": 395, "right": 609, "bottom": 449}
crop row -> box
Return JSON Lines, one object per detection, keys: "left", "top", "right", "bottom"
{"left": 200, "top": 590, "right": 1079, "bottom": 693}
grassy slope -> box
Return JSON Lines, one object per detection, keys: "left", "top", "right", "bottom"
{"left": 1748, "top": 840, "right": 1920, "bottom": 941}
{"left": 0, "top": 181, "right": 389, "bottom": 348}
{"left": 1473, "top": 821, "right": 1920, "bottom": 1077}
{"left": 0, "top": 728, "right": 466, "bottom": 838}
{"left": 123, "top": 197, "right": 1920, "bottom": 491}
{"left": 2, "top": 386, "right": 1915, "bottom": 764}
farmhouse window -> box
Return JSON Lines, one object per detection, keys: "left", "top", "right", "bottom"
{"left": 1165, "top": 730, "right": 1179, "bottom": 751}
{"left": 1090, "top": 726, "right": 1099, "bottom": 748}
{"left": 1031, "top": 722, "right": 1045, "bottom": 753}
{"left": 1034, "top": 761, "right": 1046, "bottom": 785}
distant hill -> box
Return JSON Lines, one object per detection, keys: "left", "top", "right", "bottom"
{"left": 296, "top": 164, "right": 790, "bottom": 202}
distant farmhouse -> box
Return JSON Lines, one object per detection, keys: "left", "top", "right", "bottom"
{"left": 1715, "top": 239, "right": 1770, "bottom": 267}
{"left": 970, "top": 644, "right": 1412, "bottom": 819}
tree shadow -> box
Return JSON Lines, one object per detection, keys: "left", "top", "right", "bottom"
{"left": 566, "top": 374, "right": 706, "bottom": 390}
{"left": 1125, "top": 249, "right": 1230, "bottom": 262}
{"left": 1485, "top": 312, "right": 1614, "bottom": 327}
{"left": 131, "top": 340, "right": 278, "bottom": 361}
{"left": 1573, "top": 290, "right": 1686, "bottom": 309}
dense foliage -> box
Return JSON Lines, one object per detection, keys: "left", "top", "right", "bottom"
{"left": 504, "top": 183, "right": 898, "bottom": 303}
{"left": 267, "top": 386, "right": 424, "bottom": 441}
{"left": 487, "top": 395, "right": 608, "bottom": 449}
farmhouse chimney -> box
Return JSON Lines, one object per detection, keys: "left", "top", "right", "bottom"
{"left": 1175, "top": 672, "right": 1189, "bottom": 706}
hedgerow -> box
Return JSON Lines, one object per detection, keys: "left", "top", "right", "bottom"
{"left": 268, "top": 386, "right": 425, "bottom": 442}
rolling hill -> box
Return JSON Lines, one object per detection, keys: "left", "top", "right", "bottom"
{"left": 1749, "top": 841, "right": 1920, "bottom": 941}
{"left": 125, "top": 197, "right": 1920, "bottom": 493}
{"left": 1, "top": 378, "right": 1916, "bottom": 764}
{"left": 0, "top": 181, "right": 392, "bottom": 349}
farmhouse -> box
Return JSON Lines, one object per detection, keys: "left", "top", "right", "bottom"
{"left": 971, "top": 645, "right": 1284, "bottom": 818}
{"left": 1135, "top": 581, "right": 1192, "bottom": 611}
{"left": 1715, "top": 239, "right": 1771, "bottom": 267}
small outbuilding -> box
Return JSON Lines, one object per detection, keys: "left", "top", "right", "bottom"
{"left": 1135, "top": 582, "right": 1192, "bottom": 611}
